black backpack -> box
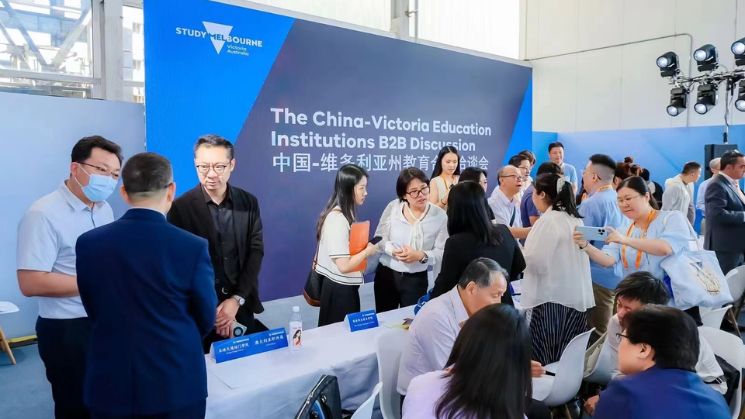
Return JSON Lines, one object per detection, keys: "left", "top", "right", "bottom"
{"left": 295, "top": 375, "right": 343, "bottom": 419}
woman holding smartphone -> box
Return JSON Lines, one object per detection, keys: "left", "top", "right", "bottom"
{"left": 374, "top": 167, "right": 448, "bottom": 311}
{"left": 315, "top": 164, "right": 378, "bottom": 326}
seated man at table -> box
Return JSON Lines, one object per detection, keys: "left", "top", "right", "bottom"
{"left": 397, "top": 257, "right": 550, "bottom": 419}
{"left": 583, "top": 271, "right": 726, "bottom": 416}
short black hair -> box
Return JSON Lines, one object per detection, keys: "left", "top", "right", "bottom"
{"left": 624, "top": 305, "right": 699, "bottom": 371}
{"left": 536, "top": 161, "right": 563, "bottom": 176}
{"left": 640, "top": 168, "right": 651, "bottom": 181}
{"left": 457, "top": 257, "right": 508, "bottom": 289}
{"left": 459, "top": 167, "right": 487, "bottom": 184}
{"left": 122, "top": 152, "right": 173, "bottom": 198}
{"left": 194, "top": 134, "right": 234, "bottom": 160}
{"left": 71, "top": 135, "right": 123, "bottom": 164}
{"left": 614, "top": 271, "right": 669, "bottom": 305}
{"left": 589, "top": 154, "right": 616, "bottom": 172}
{"left": 548, "top": 142, "right": 564, "bottom": 152}
{"left": 720, "top": 150, "right": 745, "bottom": 170}
{"left": 508, "top": 154, "right": 529, "bottom": 167}
{"left": 681, "top": 161, "right": 701, "bottom": 175}
{"left": 518, "top": 150, "right": 536, "bottom": 164}
{"left": 396, "top": 167, "right": 429, "bottom": 201}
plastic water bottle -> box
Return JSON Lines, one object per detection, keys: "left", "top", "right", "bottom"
{"left": 289, "top": 306, "right": 303, "bottom": 351}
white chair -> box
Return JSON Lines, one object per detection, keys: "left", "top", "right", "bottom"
{"left": 701, "top": 305, "right": 732, "bottom": 329}
{"left": 698, "top": 326, "right": 745, "bottom": 419}
{"left": 0, "top": 301, "right": 19, "bottom": 365}
{"left": 351, "top": 382, "right": 382, "bottom": 419}
{"left": 375, "top": 329, "right": 407, "bottom": 419}
{"left": 726, "top": 267, "right": 745, "bottom": 319}
{"left": 532, "top": 329, "right": 595, "bottom": 418}
{"left": 583, "top": 336, "right": 614, "bottom": 385}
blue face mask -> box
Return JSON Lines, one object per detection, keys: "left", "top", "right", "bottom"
{"left": 75, "top": 167, "right": 118, "bottom": 202}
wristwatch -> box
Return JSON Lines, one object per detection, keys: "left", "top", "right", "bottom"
{"left": 232, "top": 295, "right": 245, "bottom": 306}
{"left": 419, "top": 253, "right": 429, "bottom": 264}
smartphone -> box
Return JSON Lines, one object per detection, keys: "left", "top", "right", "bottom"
{"left": 370, "top": 236, "right": 383, "bottom": 245}
{"left": 576, "top": 226, "right": 608, "bottom": 242}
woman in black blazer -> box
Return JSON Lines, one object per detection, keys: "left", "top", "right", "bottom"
{"left": 431, "top": 181, "right": 526, "bottom": 302}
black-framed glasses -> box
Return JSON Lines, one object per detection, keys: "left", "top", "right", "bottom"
{"left": 615, "top": 332, "right": 629, "bottom": 341}
{"left": 79, "top": 162, "right": 120, "bottom": 180}
{"left": 195, "top": 162, "right": 230, "bottom": 174}
{"left": 406, "top": 185, "right": 430, "bottom": 198}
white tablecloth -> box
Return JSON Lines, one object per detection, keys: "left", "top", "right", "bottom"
{"left": 205, "top": 306, "right": 414, "bottom": 419}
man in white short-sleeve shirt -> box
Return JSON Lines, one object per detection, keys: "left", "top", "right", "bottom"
{"left": 16, "top": 136, "right": 122, "bottom": 419}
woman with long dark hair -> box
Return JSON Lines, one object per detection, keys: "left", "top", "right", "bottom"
{"left": 403, "top": 304, "right": 532, "bottom": 419}
{"left": 373, "top": 167, "right": 448, "bottom": 311}
{"left": 522, "top": 173, "right": 593, "bottom": 364}
{"left": 429, "top": 146, "right": 461, "bottom": 209}
{"left": 430, "top": 181, "right": 525, "bottom": 300}
{"left": 314, "top": 164, "right": 378, "bottom": 326}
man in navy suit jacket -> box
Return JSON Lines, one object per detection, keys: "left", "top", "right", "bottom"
{"left": 704, "top": 149, "right": 745, "bottom": 275}
{"left": 76, "top": 152, "right": 217, "bottom": 419}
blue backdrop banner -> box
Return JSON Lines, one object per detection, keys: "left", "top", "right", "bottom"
{"left": 145, "top": 0, "right": 532, "bottom": 300}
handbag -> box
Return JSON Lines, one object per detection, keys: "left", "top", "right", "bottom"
{"left": 294, "top": 375, "right": 343, "bottom": 419}
{"left": 660, "top": 215, "right": 733, "bottom": 309}
{"left": 303, "top": 242, "right": 323, "bottom": 307}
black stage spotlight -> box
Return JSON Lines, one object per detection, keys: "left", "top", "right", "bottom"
{"left": 733, "top": 38, "right": 745, "bottom": 66}
{"left": 694, "top": 83, "right": 718, "bottom": 114}
{"left": 666, "top": 87, "right": 687, "bottom": 116}
{"left": 694, "top": 44, "right": 718, "bottom": 71}
{"left": 656, "top": 52, "right": 679, "bottom": 77}
{"left": 736, "top": 80, "right": 745, "bottom": 112}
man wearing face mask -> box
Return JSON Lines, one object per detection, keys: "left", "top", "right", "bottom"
{"left": 16, "top": 135, "right": 122, "bottom": 419}
{"left": 168, "top": 134, "right": 264, "bottom": 352}
{"left": 76, "top": 153, "right": 216, "bottom": 418}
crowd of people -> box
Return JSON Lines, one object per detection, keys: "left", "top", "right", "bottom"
{"left": 15, "top": 134, "right": 745, "bottom": 418}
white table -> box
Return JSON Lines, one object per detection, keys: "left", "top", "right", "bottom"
{"left": 205, "top": 306, "right": 413, "bottom": 419}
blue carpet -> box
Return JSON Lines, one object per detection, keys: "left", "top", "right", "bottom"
{"left": 0, "top": 344, "right": 53, "bottom": 419}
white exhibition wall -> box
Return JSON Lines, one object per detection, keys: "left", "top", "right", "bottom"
{"left": 527, "top": 0, "right": 745, "bottom": 132}
{"left": 0, "top": 92, "right": 145, "bottom": 338}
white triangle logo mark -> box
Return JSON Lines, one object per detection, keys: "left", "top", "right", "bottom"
{"left": 202, "top": 21, "right": 233, "bottom": 54}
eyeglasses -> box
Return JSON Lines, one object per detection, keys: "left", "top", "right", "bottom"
{"left": 79, "top": 162, "right": 120, "bottom": 180}
{"left": 615, "top": 333, "right": 629, "bottom": 341}
{"left": 616, "top": 194, "right": 642, "bottom": 205}
{"left": 406, "top": 185, "right": 430, "bottom": 198}
{"left": 196, "top": 162, "right": 230, "bottom": 174}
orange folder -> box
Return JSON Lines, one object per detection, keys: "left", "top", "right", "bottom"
{"left": 349, "top": 221, "right": 370, "bottom": 272}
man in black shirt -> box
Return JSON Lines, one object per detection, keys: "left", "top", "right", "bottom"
{"left": 168, "top": 134, "right": 264, "bottom": 352}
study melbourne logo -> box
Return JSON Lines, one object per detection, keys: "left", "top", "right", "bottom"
{"left": 175, "top": 21, "right": 263, "bottom": 56}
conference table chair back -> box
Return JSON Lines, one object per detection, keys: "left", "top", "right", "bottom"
{"left": 698, "top": 326, "right": 745, "bottom": 419}
{"left": 376, "top": 329, "right": 407, "bottom": 419}
{"left": 532, "top": 329, "right": 595, "bottom": 406}
{"left": 350, "top": 382, "right": 382, "bottom": 419}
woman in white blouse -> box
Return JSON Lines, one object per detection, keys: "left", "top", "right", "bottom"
{"left": 315, "top": 164, "right": 378, "bottom": 326}
{"left": 428, "top": 146, "right": 460, "bottom": 209}
{"left": 522, "top": 173, "right": 594, "bottom": 365}
{"left": 374, "top": 167, "right": 448, "bottom": 311}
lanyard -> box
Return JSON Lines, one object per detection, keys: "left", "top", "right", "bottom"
{"left": 596, "top": 184, "right": 613, "bottom": 193}
{"left": 621, "top": 209, "right": 658, "bottom": 270}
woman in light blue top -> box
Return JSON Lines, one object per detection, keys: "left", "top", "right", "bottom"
{"left": 576, "top": 176, "right": 690, "bottom": 280}
{"left": 575, "top": 177, "right": 695, "bottom": 316}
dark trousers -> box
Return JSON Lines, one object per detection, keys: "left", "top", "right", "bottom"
{"left": 36, "top": 316, "right": 92, "bottom": 419}
{"left": 202, "top": 285, "right": 256, "bottom": 354}
{"left": 715, "top": 250, "right": 745, "bottom": 277}
{"left": 374, "top": 264, "right": 428, "bottom": 312}
{"left": 318, "top": 276, "right": 360, "bottom": 327}
{"left": 91, "top": 399, "right": 206, "bottom": 419}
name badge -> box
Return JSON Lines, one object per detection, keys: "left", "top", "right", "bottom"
{"left": 346, "top": 310, "right": 379, "bottom": 332}
{"left": 212, "top": 328, "right": 288, "bottom": 363}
